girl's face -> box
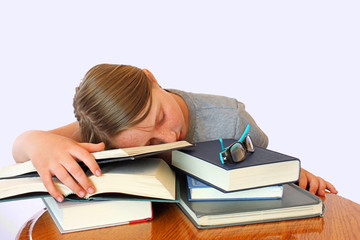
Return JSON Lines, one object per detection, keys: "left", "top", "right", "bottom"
{"left": 111, "top": 83, "right": 189, "bottom": 148}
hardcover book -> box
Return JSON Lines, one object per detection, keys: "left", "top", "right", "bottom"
{"left": 172, "top": 139, "right": 300, "bottom": 192}
{"left": 187, "top": 175, "right": 283, "bottom": 201}
{"left": 43, "top": 197, "right": 153, "bottom": 233}
{"left": 177, "top": 174, "right": 324, "bottom": 229}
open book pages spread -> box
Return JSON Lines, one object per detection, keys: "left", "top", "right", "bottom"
{"left": 0, "top": 140, "right": 192, "bottom": 179}
{"left": 0, "top": 158, "right": 176, "bottom": 202}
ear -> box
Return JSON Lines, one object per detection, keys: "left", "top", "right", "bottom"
{"left": 142, "top": 69, "right": 159, "bottom": 85}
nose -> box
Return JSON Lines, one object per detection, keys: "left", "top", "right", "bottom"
{"left": 152, "top": 128, "right": 177, "bottom": 144}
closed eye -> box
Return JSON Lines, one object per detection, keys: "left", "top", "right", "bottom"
{"left": 149, "top": 138, "right": 165, "bottom": 145}
{"left": 157, "top": 111, "right": 165, "bottom": 126}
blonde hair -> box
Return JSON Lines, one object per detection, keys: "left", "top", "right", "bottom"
{"left": 73, "top": 64, "right": 152, "bottom": 148}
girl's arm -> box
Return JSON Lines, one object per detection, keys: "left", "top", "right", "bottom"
{"left": 12, "top": 122, "right": 104, "bottom": 202}
{"left": 13, "top": 122, "right": 81, "bottom": 163}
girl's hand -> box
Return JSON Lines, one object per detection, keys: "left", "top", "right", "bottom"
{"left": 298, "top": 168, "right": 338, "bottom": 196}
{"left": 13, "top": 130, "right": 104, "bottom": 202}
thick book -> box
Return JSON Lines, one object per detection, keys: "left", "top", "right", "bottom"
{"left": 187, "top": 175, "right": 283, "bottom": 201}
{"left": 0, "top": 140, "right": 192, "bottom": 179}
{"left": 172, "top": 139, "right": 300, "bottom": 192}
{"left": 177, "top": 174, "right": 324, "bottom": 229}
{"left": 42, "top": 197, "right": 152, "bottom": 233}
{"left": 0, "top": 158, "right": 178, "bottom": 202}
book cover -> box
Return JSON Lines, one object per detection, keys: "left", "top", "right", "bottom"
{"left": 186, "top": 175, "right": 283, "bottom": 201}
{"left": 43, "top": 197, "right": 153, "bottom": 233}
{"left": 172, "top": 139, "right": 300, "bottom": 192}
{"left": 177, "top": 173, "right": 324, "bottom": 229}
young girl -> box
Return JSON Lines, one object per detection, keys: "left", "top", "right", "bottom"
{"left": 12, "top": 64, "right": 338, "bottom": 202}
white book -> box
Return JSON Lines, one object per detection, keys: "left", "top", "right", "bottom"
{"left": 43, "top": 197, "right": 152, "bottom": 233}
{"left": 187, "top": 176, "right": 283, "bottom": 201}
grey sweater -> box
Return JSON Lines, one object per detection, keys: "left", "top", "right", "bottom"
{"left": 168, "top": 89, "right": 269, "bottom": 148}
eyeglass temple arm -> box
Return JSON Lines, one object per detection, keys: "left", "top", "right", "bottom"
{"left": 219, "top": 152, "right": 225, "bottom": 164}
{"left": 219, "top": 138, "right": 225, "bottom": 151}
{"left": 239, "top": 124, "right": 251, "bottom": 142}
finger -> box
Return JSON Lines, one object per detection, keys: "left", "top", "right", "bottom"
{"left": 317, "top": 178, "right": 327, "bottom": 196}
{"left": 38, "top": 171, "right": 64, "bottom": 202}
{"left": 53, "top": 164, "right": 87, "bottom": 198}
{"left": 80, "top": 142, "right": 105, "bottom": 153}
{"left": 308, "top": 176, "right": 320, "bottom": 195}
{"left": 298, "top": 170, "right": 308, "bottom": 190}
{"left": 72, "top": 143, "right": 103, "bottom": 177}
{"left": 61, "top": 158, "right": 96, "bottom": 195}
{"left": 325, "top": 181, "right": 338, "bottom": 194}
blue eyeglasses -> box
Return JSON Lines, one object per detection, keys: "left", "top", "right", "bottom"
{"left": 219, "top": 124, "right": 255, "bottom": 164}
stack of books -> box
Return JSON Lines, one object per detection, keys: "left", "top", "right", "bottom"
{"left": 171, "top": 139, "right": 324, "bottom": 229}
{"left": 0, "top": 139, "right": 324, "bottom": 232}
{"left": 0, "top": 141, "right": 191, "bottom": 233}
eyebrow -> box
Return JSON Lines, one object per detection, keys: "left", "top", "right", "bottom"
{"left": 133, "top": 99, "right": 161, "bottom": 132}
{"left": 152, "top": 99, "right": 163, "bottom": 127}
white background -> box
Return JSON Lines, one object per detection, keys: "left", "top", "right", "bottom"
{"left": 0, "top": 1, "right": 359, "bottom": 239}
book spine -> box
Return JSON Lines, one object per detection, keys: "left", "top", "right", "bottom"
{"left": 129, "top": 203, "right": 153, "bottom": 223}
{"left": 128, "top": 217, "right": 153, "bottom": 224}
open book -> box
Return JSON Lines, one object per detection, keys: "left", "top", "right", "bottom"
{"left": 0, "top": 140, "right": 192, "bottom": 179}
{"left": 0, "top": 158, "right": 177, "bottom": 202}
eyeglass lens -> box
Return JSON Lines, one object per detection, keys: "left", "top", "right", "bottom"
{"left": 229, "top": 143, "right": 246, "bottom": 162}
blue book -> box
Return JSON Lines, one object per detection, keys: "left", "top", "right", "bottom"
{"left": 172, "top": 139, "right": 300, "bottom": 192}
{"left": 187, "top": 176, "right": 283, "bottom": 201}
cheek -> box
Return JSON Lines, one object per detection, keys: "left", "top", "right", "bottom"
{"left": 111, "top": 136, "right": 130, "bottom": 148}
{"left": 168, "top": 108, "right": 184, "bottom": 127}
{"left": 112, "top": 131, "right": 146, "bottom": 148}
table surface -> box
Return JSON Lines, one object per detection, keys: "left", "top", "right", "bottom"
{"left": 16, "top": 193, "right": 360, "bottom": 240}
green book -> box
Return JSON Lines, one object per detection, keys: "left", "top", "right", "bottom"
{"left": 177, "top": 173, "right": 324, "bottom": 229}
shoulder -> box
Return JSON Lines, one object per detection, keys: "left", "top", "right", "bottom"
{"left": 167, "top": 89, "right": 246, "bottom": 143}
{"left": 167, "top": 89, "right": 242, "bottom": 110}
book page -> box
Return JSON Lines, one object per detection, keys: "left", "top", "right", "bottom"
{"left": 87, "top": 158, "right": 176, "bottom": 200}
{"left": 92, "top": 148, "right": 129, "bottom": 160}
{"left": 0, "top": 140, "right": 192, "bottom": 179}
{"left": 125, "top": 141, "right": 192, "bottom": 155}
{"left": 0, "top": 161, "right": 37, "bottom": 179}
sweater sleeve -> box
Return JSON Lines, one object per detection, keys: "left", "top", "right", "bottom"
{"left": 236, "top": 101, "right": 269, "bottom": 148}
